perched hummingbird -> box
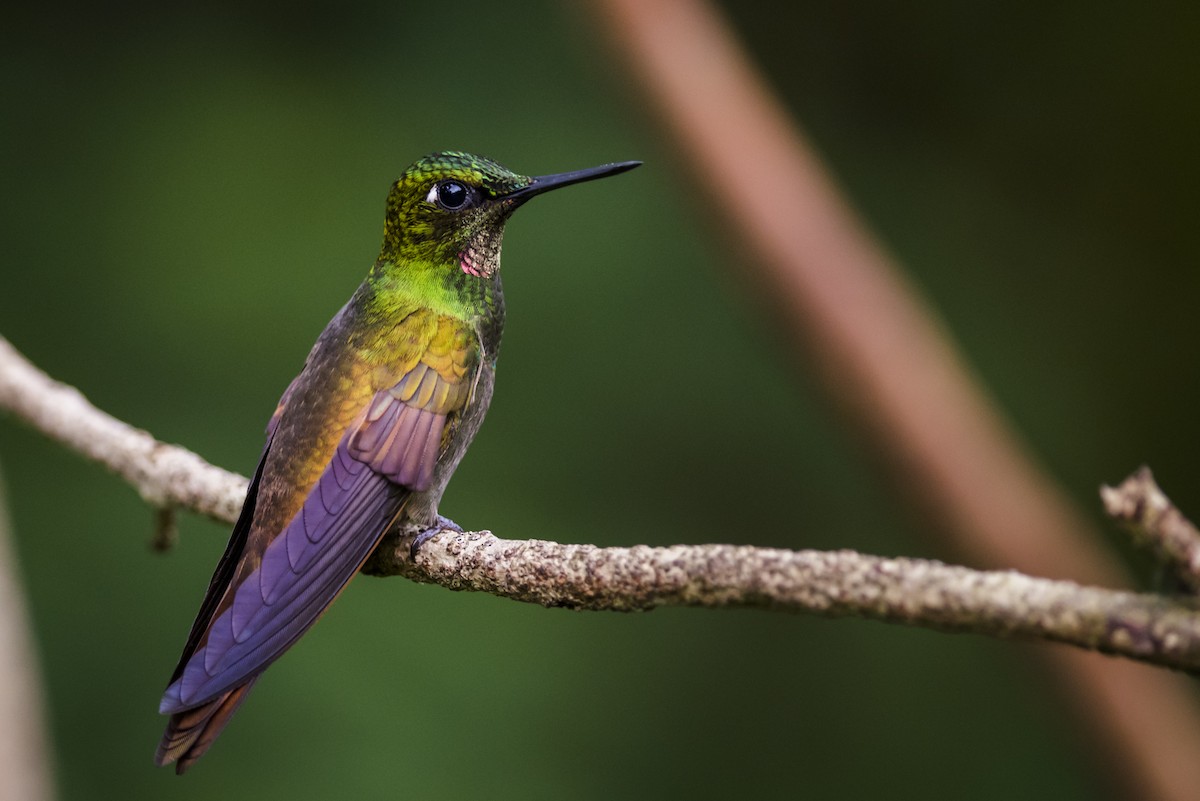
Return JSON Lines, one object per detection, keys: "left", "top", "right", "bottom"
{"left": 155, "top": 151, "right": 640, "bottom": 773}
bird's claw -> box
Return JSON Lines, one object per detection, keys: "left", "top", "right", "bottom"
{"left": 409, "top": 515, "right": 464, "bottom": 559}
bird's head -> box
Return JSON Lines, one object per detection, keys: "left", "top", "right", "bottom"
{"left": 380, "top": 150, "right": 639, "bottom": 278}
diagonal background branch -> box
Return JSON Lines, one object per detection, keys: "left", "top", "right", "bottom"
{"left": 585, "top": 2, "right": 1200, "bottom": 800}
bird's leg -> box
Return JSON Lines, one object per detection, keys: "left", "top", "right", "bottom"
{"left": 409, "top": 514, "right": 464, "bottom": 559}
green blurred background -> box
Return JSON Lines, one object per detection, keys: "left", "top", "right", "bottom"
{"left": 2, "top": 2, "right": 1198, "bottom": 798}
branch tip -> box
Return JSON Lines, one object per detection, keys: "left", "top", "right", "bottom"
{"left": 1103, "top": 467, "right": 1200, "bottom": 594}
{"left": 151, "top": 506, "right": 179, "bottom": 553}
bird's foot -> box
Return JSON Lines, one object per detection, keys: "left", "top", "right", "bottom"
{"left": 409, "top": 515, "right": 464, "bottom": 559}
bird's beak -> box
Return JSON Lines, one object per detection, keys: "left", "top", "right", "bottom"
{"left": 501, "top": 160, "right": 642, "bottom": 203}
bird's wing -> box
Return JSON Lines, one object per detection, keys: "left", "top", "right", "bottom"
{"left": 160, "top": 313, "right": 477, "bottom": 713}
{"left": 163, "top": 370, "right": 303, "bottom": 685}
{"left": 165, "top": 446, "right": 270, "bottom": 685}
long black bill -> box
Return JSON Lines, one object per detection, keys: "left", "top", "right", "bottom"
{"left": 503, "top": 160, "right": 642, "bottom": 202}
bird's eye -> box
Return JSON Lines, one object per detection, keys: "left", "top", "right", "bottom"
{"left": 427, "top": 180, "right": 471, "bottom": 211}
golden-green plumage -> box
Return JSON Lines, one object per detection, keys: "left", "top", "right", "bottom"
{"left": 155, "top": 150, "right": 640, "bottom": 773}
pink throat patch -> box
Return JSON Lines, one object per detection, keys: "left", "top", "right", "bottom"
{"left": 459, "top": 249, "right": 484, "bottom": 277}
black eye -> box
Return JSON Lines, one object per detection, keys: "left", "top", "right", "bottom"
{"left": 434, "top": 180, "right": 470, "bottom": 210}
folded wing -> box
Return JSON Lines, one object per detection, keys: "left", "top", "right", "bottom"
{"left": 157, "top": 313, "right": 478, "bottom": 769}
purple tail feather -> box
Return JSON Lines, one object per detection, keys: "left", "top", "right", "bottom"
{"left": 155, "top": 679, "right": 258, "bottom": 774}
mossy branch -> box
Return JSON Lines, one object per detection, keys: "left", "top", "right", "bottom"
{"left": 3, "top": 335, "right": 1199, "bottom": 673}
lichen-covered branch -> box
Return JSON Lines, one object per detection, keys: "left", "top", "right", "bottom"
{"left": 372, "top": 532, "right": 1200, "bottom": 671}
{"left": 0, "top": 337, "right": 247, "bottom": 524}
{"left": 5, "top": 334, "right": 1200, "bottom": 673}
{"left": 1103, "top": 466, "right": 1200, "bottom": 594}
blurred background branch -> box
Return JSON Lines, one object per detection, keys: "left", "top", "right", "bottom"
{"left": 588, "top": 1, "right": 1200, "bottom": 799}
{"left": 0, "top": 460, "right": 55, "bottom": 801}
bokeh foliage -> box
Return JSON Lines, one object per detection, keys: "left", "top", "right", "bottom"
{"left": 1, "top": 2, "right": 1198, "bottom": 798}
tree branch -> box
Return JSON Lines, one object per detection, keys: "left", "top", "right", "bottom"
{"left": 0, "top": 459, "right": 55, "bottom": 801}
{"left": 5, "top": 335, "right": 1200, "bottom": 674}
{"left": 386, "top": 532, "right": 1200, "bottom": 671}
{"left": 0, "top": 337, "right": 247, "bottom": 525}
{"left": 1103, "top": 466, "right": 1200, "bottom": 594}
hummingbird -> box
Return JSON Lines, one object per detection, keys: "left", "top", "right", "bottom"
{"left": 154, "top": 151, "right": 640, "bottom": 773}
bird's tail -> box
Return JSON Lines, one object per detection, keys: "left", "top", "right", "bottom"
{"left": 154, "top": 679, "right": 258, "bottom": 774}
